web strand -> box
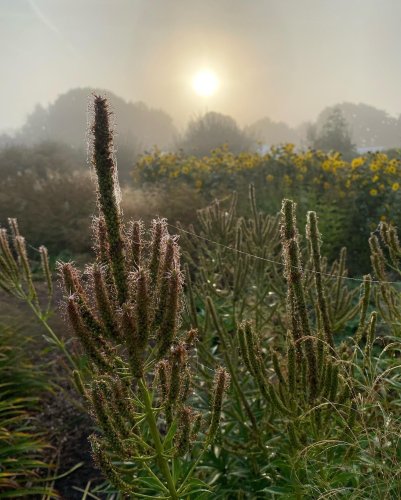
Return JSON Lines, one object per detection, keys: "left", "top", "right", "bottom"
{"left": 167, "top": 223, "right": 401, "bottom": 286}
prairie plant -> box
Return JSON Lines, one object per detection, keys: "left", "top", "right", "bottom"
{"left": 180, "top": 195, "right": 371, "bottom": 497}
{"left": 369, "top": 220, "right": 401, "bottom": 333}
{"left": 231, "top": 200, "right": 401, "bottom": 497}
{"left": 180, "top": 185, "right": 283, "bottom": 333}
{"left": 236, "top": 200, "right": 355, "bottom": 439}
{"left": 59, "top": 96, "right": 229, "bottom": 498}
{"left": 0, "top": 216, "right": 77, "bottom": 369}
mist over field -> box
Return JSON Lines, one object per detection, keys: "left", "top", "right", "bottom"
{"left": 2, "top": 0, "right": 401, "bottom": 144}
{"left": 3, "top": 2, "right": 401, "bottom": 499}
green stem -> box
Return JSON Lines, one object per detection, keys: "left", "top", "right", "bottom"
{"left": 142, "top": 462, "right": 170, "bottom": 493}
{"left": 27, "top": 299, "right": 77, "bottom": 371}
{"left": 139, "top": 378, "right": 179, "bottom": 500}
{"left": 177, "top": 449, "right": 208, "bottom": 495}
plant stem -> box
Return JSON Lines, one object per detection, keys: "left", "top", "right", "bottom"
{"left": 139, "top": 377, "right": 179, "bottom": 500}
{"left": 27, "top": 299, "right": 77, "bottom": 370}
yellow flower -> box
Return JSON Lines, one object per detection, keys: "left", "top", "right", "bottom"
{"left": 322, "top": 160, "right": 331, "bottom": 172}
{"left": 392, "top": 182, "right": 400, "bottom": 191}
{"left": 370, "top": 188, "right": 378, "bottom": 197}
{"left": 266, "top": 174, "right": 274, "bottom": 182}
{"left": 351, "top": 157, "right": 365, "bottom": 169}
{"left": 370, "top": 164, "right": 379, "bottom": 172}
{"left": 345, "top": 179, "right": 351, "bottom": 189}
{"left": 386, "top": 165, "right": 396, "bottom": 174}
{"left": 195, "top": 179, "right": 203, "bottom": 189}
{"left": 296, "top": 173, "right": 304, "bottom": 181}
{"left": 284, "top": 143, "right": 295, "bottom": 154}
{"left": 372, "top": 175, "right": 379, "bottom": 183}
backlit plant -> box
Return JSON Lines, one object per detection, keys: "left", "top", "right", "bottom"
{"left": 2, "top": 93, "right": 401, "bottom": 498}
{"left": 59, "top": 96, "right": 229, "bottom": 498}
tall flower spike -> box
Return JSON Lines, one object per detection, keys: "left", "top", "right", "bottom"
{"left": 157, "top": 269, "right": 182, "bottom": 357}
{"left": 154, "top": 237, "right": 177, "bottom": 323}
{"left": 121, "top": 304, "right": 143, "bottom": 378}
{"left": 59, "top": 262, "right": 86, "bottom": 298}
{"left": 388, "top": 225, "right": 401, "bottom": 254}
{"left": 92, "top": 264, "right": 120, "bottom": 341}
{"left": 93, "top": 216, "right": 110, "bottom": 264}
{"left": 237, "top": 323, "right": 254, "bottom": 376}
{"left": 365, "top": 311, "right": 377, "bottom": 361}
{"left": 369, "top": 235, "right": 386, "bottom": 282}
{"left": 0, "top": 228, "right": 18, "bottom": 276}
{"left": 39, "top": 246, "right": 52, "bottom": 298}
{"left": 156, "top": 360, "right": 170, "bottom": 402}
{"left": 208, "top": 367, "right": 230, "bottom": 443}
{"left": 281, "top": 199, "right": 317, "bottom": 399}
{"left": 135, "top": 268, "right": 150, "bottom": 349}
{"left": 174, "top": 406, "right": 193, "bottom": 457}
{"left": 306, "top": 211, "right": 334, "bottom": 349}
{"left": 91, "top": 95, "right": 127, "bottom": 305}
{"left": 149, "top": 218, "right": 168, "bottom": 289}
{"left": 89, "top": 435, "right": 132, "bottom": 494}
{"left": 128, "top": 220, "right": 143, "bottom": 269}
{"left": 243, "top": 322, "right": 270, "bottom": 400}
{"left": 355, "top": 274, "right": 372, "bottom": 343}
{"left": 8, "top": 218, "right": 20, "bottom": 241}
{"left": 90, "top": 381, "right": 127, "bottom": 455}
{"left": 67, "top": 297, "right": 111, "bottom": 371}
{"left": 166, "top": 343, "right": 187, "bottom": 424}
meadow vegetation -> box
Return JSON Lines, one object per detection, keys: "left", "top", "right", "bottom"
{"left": 1, "top": 97, "right": 401, "bottom": 498}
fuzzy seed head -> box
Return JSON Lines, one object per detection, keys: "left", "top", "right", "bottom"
{"left": 208, "top": 367, "right": 230, "bottom": 442}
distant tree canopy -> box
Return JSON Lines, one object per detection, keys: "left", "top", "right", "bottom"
{"left": 245, "top": 116, "right": 300, "bottom": 146}
{"left": 308, "top": 107, "right": 356, "bottom": 158}
{"left": 314, "top": 102, "right": 401, "bottom": 149}
{"left": 245, "top": 102, "right": 401, "bottom": 151}
{"left": 177, "top": 111, "right": 252, "bottom": 156}
{"left": 18, "top": 88, "right": 177, "bottom": 150}
{"left": 13, "top": 88, "right": 177, "bottom": 182}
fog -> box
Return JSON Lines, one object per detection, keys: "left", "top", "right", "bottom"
{"left": 2, "top": 0, "right": 401, "bottom": 134}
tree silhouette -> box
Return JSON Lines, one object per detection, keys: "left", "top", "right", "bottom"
{"left": 315, "top": 103, "right": 401, "bottom": 149}
{"left": 178, "top": 111, "right": 252, "bottom": 156}
{"left": 308, "top": 107, "right": 356, "bottom": 158}
{"left": 245, "top": 116, "right": 299, "bottom": 146}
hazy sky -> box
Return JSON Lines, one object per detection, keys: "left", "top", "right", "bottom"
{"left": 2, "top": 0, "right": 401, "bottom": 132}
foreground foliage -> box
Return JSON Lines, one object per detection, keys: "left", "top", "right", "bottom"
{"left": 1, "top": 96, "right": 401, "bottom": 498}
{"left": 179, "top": 190, "right": 401, "bottom": 498}
{"left": 0, "top": 324, "right": 56, "bottom": 498}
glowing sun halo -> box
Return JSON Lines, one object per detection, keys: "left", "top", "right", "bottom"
{"left": 192, "top": 69, "right": 219, "bottom": 97}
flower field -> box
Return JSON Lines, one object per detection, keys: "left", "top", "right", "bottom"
{"left": 135, "top": 145, "right": 401, "bottom": 272}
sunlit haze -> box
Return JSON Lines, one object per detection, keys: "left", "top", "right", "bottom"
{"left": 2, "top": 0, "right": 401, "bottom": 132}
{"left": 192, "top": 70, "right": 220, "bottom": 98}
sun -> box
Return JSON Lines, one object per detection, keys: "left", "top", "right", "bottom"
{"left": 192, "top": 69, "right": 219, "bottom": 97}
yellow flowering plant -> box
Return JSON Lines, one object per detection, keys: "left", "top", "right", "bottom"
{"left": 133, "top": 146, "right": 401, "bottom": 272}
